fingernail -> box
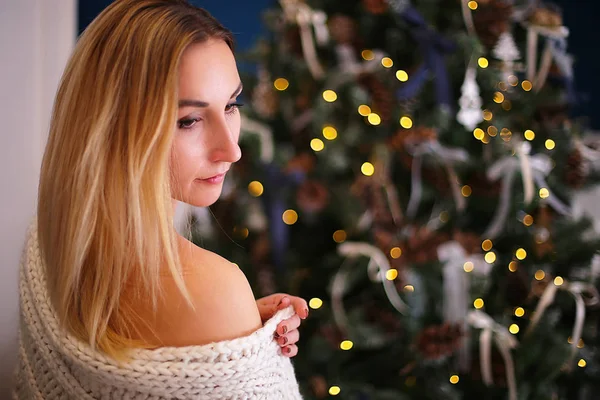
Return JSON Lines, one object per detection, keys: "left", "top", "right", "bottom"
{"left": 282, "top": 325, "right": 288, "bottom": 334}
{"left": 285, "top": 347, "right": 291, "bottom": 354}
{"left": 304, "top": 308, "right": 309, "bottom": 318}
{"left": 281, "top": 336, "right": 288, "bottom": 345}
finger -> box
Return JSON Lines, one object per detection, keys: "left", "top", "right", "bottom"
{"left": 276, "top": 295, "right": 291, "bottom": 310}
{"left": 289, "top": 297, "right": 309, "bottom": 319}
{"left": 277, "top": 314, "right": 301, "bottom": 336}
{"left": 282, "top": 344, "right": 298, "bottom": 358}
{"left": 277, "top": 329, "right": 300, "bottom": 346}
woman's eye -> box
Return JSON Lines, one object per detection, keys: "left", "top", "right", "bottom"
{"left": 225, "top": 102, "right": 244, "bottom": 115}
{"left": 177, "top": 118, "right": 199, "bottom": 129}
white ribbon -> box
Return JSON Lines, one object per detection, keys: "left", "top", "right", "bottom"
{"left": 279, "top": 0, "right": 328, "bottom": 79}
{"left": 336, "top": 242, "right": 408, "bottom": 316}
{"left": 525, "top": 279, "right": 599, "bottom": 369}
{"left": 240, "top": 114, "right": 274, "bottom": 163}
{"left": 406, "top": 141, "right": 468, "bottom": 219}
{"left": 483, "top": 155, "right": 519, "bottom": 239}
{"left": 460, "top": 0, "right": 477, "bottom": 37}
{"left": 467, "top": 310, "right": 518, "bottom": 400}
{"left": 524, "top": 23, "right": 569, "bottom": 90}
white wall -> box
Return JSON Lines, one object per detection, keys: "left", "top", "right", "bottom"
{"left": 0, "top": 0, "right": 75, "bottom": 395}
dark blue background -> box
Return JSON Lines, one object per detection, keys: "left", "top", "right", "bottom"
{"left": 78, "top": 0, "right": 599, "bottom": 128}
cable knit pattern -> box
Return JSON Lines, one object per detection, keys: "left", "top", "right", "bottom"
{"left": 13, "top": 225, "right": 303, "bottom": 399}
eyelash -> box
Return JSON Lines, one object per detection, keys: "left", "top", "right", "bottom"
{"left": 177, "top": 103, "right": 244, "bottom": 130}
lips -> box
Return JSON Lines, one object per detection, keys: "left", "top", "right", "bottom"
{"left": 196, "top": 172, "right": 227, "bottom": 184}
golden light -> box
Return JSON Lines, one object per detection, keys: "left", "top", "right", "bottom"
{"left": 508, "top": 75, "right": 518, "bottom": 86}
{"left": 515, "top": 307, "right": 525, "bottom": 317}
{"left": 340, "top": 340, "right": 354, "bottom": 350}
{"left": 248, "top": 181, "right": 264, "bottom": 197}
{"left": 464, "top": 261, "right": 474, "bottom": 273}
{"left": 461, "top": 185, "right": 472, "bottom": 197}
{"left": 396, "top": 70, "right": 409, "bottom": 82}
{"left": 485, "top": 252, "right": 496, "bottom": 264}
{"left": 361, "top": 162, "right": 375, "bottom": 176}
{"left": 482, "top": 239, "right": 493, "bottom": 251}
{"left": 554, "top": 276, "right": 564, "bottom": 286}
{"left": 282, "top": 209, "right": 299, "bottom": 225}
{"left": 478, "top": 57, "right": 489, "bottom": 68}
{"left": 323, "top": 126, "right": 338, "bottom": 140}
{"left": 309, "top": 298, "right": 323, "bottom": 309}
{"left": 386, "top": 269, "right": 399, "bottom": 281}
{"left": 516, "top": 248, "right": 527, "bottom": 260}
{"left": 439, "top": 211, "right": 450, "bottom": 223}
{"left": 522, "top": 80, "right": 533, "bottom": 91}
{"left": 474, "top": 298, "right": 484, "bottom": 309}
{"left": 361, "top": 49, "right": 375, "bottom": 60}
{"left": 493, "top": 92, "right": 505, "bottom": 103}
{"left": 323, "top": 90, "right": 338, "bottom": 102}
{"left": 509, "top": 324, "right": 520, "bottom": 334}
{"left": 274, "top": 78, "right": 290, "bottom": 91}
{"left": 333, "top": 230, "right": 347, "bottom": 243}
{"left": 234, "top": 227, "right": 249, "bottom": 239}
{"left": 482, "top": 135, "right": 490, "bottom": 144}
{"left": 539, "top": 188, "right": 550, "bottom": 199}
{"left": 358, "top": 105, "right": 371, "bottom": 116}
{"left": 545, "top": 139, "right": 556, "bottom": 150}
{"left": 535, "top": 270, "right": 546, "bottom": 280}
{"left": 450, "top": 375, "right": 460, "bottom": 384}
{"left": 310, "top": 138, "right": 325, "bottom": 152}
{"left": 368, "top": 113, "right": 382, "bottom": 125}
{"left": 498, "top": 82, "right": 508, "bottom": 91}
{"left": 473, "top": 128, "right": 485, "bottom": 140}
{"left": 578, "top": 359, "right": 587, "bottom": 368}
{"left": 468, "top": 1, "right": 478, "bottom": 10}
{"left": 483, "top": 110, "right": 493, "bottom": 121}
{"left": 502, "top": 100, "right": 512, "bottom": 111}
{"left": 578, "top": 339, "right": 585, "bottom": 349}
{"left": 524, "top": 130, "right": 535, "bottom": 141}
{"left": 329, "top": 386, "right": 341, "bottom": 396}
{"left": 404, "top": 285, "right": 415, "bottom": 292}
{"left": 487, "top": 126, "right": 498, "bottom": 137}
{"left": 390, "top": 247, "right": 402, "bottom": 259}
{"left": 381, "top": 57, "right": 394, "bottom": 68}
{"left": 509, "top": 261, "right": 518, "bottom": 272}
{"left": 400, "top": 116, "right": 413, "bottom": 129}
{"left": 523, "top": 214, "right": 534, "bottom": 226}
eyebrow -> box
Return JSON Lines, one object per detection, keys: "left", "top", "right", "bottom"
{"left": 178, "top": 82, "right": 243, "bottom": 108}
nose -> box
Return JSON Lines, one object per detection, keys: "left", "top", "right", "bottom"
{"left": 208, "top": 117, "right": 241, "bottom": 164}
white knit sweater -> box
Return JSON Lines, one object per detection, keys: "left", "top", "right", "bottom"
{"left": 13, "top": 226, "right": 303, "bottom": 399}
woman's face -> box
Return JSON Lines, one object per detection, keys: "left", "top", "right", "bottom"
{"left": 170, "top": 39, "right": 242, "bottom": 207}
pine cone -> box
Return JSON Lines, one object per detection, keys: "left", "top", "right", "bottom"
{"left": 415, "top": 323, "right": 463, "bottom": 360}
{"left": 564, "top": 149, "right": 586, "bottom": 188}
{"left": 358, "top": 73, "right": 396, "bottom": 123}
{"left": 528, "top": 6, "right": 563, "bottom": 28}
{"left": 473, "top": 0, "right": 514, "bottom": 49}
{"left": 362, "top": 0, "right": 388, "bottom": 14}
{"left": 297, "top": 179, "right": 330, "bottom": 213}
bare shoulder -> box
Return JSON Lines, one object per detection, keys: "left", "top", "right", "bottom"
{"left": 151, "top": 241, "right": 263, "bottom": 347}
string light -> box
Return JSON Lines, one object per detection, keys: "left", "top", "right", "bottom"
{"left": 450, "top": 375, "right": 460, "bottom": 384}
{"left": 508, "top": 75, "right": 518, "bottom": 86}
{"left": 368, "top": 113, "right": 382, "bottom": 125}
{"left": 468, "top": 1, "right": 478, "bottom": 10}
{"left": 463, "top": 261, "right": 474, "bottom": 273}
{"left": 578, "top": 359, "right": 587, "bottom": 368}
{"left": 396, "top": 70, "right": 409, "bottom": 82}
{"left": 404, "top": 285, "right": 415, "bottom": 292}
{"left": 523, "top": 214, "right": 534, "bottom": 226}
{"left": 498, "top": 82, "right": 508, "bottom": 91}
{"left": 485, "top": 252, "right": 496, "bottom": 263}
{"left": 524, "top": 130, "right": 535, "bottom": 141}
{"left": 578, "top": 339, "right": 585, "bottom": 349}
{"left": 309, "top": 298, "right": 323, "bottom": 309}
{"left": 333, "top": 230, "right": 347, "bottom": 243}
{"left": 554, "top": 276, "right": 564, "bottom": 286}
{"left": 522, "top": 80, "right": 533, "bottom": 91}
{"left": 481, "top": 135, "right": 490, "bottom": 144}
{"left": 323, "top": 126, "right": 338, "bottom": 140}
{"left": 386, "top": 269, "right": 399, "bottom": 280}
{"left": 233, "top": 226, "right": 249, "bottom": 239}
{"left": 483, "top": 110, "right": 493, "bottom": 121}
{"left": 515, "top": 248, "right": 527, "bottom": 260}
{"left": 282, "top": 209, "right": 298, "bottom": 225}
{"left": 274, "top": 78, "right": 289, "bottom": 91}
{"left": 545, "top": 139, "right": 556, "bottom": 150}
{"left": 473, "top": 128, "right": 485, "bottom": 140}
{"left": 329, "top": 386, "right": 341, "bottom": 396}
{"left": 487, "top": 126, "right": 498, "bottom": 137}
{"left": 439, "top": 211, "right": 450, "bottom": 223}
{"left": 322, "top": 90, "right": 338, "bottom": 102}
{"left": 361, "top": 162, "right": 375, "bottom": 176}
{"left": 509, "top": 324, "right": 520, "bottom": 334}
{"left": 500, "top": 128, "right": 512, "bottom": 142}
{"left": 390, "top": 247, "right": 402, "bottom": 259}
{"left": 248, "top": 181, "right": 264, "bottom": 197}
{"left": 493, "top": 92, "right": 505, "bottom": 103}
{"left": 358, "top": 105, "right": 371, "bottom": 116}
{"left": 539, "top": 188, "right": 550, "bottom": 199}
{"left": 482, "top": 239, "right": 493, "bottom": 251}
{"left": 311, "top": 138, "right": 325, "bottom": 152}
{"left": 478, "top": 57, "right": 489, "bottom": 68}
{"left": 502, "top": 100, "right": 512, "bottom": 111}
{"left": 381, "top": 57, "right": 393, "bottom": 68}
{"left": 400, "top": 116, "right": 413, "bottom": 129}
{"left": 535, "top": 270, "right": 545, "bottom": 280}
{"left": 340, "top": 340, "right": 354, "bottom": 350}
{"left": 508, "top": 261, "right": 518, "bottom": 272}
{"left": 461, "top": 185, "right": 472, "bottom": 197}
{"left": 514, "top": 307, "right": 525, "bottom": 317}
{"left": 474, "top": 298, "right": 484, "bottom": 309}
{"left": 361, "top": 49, "right": 374, "bottom": 60}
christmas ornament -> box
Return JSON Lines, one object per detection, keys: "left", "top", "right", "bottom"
{"left": 564, "top": 148, "right": 586, "bottom": 188}
{"left": 457, "top": 65, "right": 484, "bottom": 131}
{"left": 493, "top": 31, "right": 521, "bottom": 82}
{"left": 415, "top": 323, "right": 462, "bottom": 360}
{"left": 296, "top": 180, "right": 330, "bottom": 213}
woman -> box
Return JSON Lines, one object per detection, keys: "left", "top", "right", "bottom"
{"left": 14, "top": 0, "right": 306, "bottom": 398}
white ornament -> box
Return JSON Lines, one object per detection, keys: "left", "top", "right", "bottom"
{"left": 457, "top": 65, "right": 483, "bottom": 131}
{"left": 493, "top": 32, "right": 520, "bottom": 82}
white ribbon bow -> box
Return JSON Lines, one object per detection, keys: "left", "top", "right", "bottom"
{"left": 467, "top": 310, "right": 519, "bottom": 400}
{"left": 523, "top": 21, "right": 569, "bottom": 91}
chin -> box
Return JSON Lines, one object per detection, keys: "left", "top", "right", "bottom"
{"left": 184, "top": 184, "right": 223, "bottom": 207}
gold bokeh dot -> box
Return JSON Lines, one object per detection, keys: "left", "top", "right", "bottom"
{"left": 310, "top": 138, "right": 325, "bottom": 152}
{"left": 478, "top": 57, "right": 488, "bottom": 68}
{"left": 340, "top": 340, "right": 354, "bottom": 350}
{"left": 482, "top": 239, "right": 493, "bottom": 251}
{"left": 473, "top": 128, "right": 485, "bottom": 140}
{"left": 323, "top": 90, "right": 338, "bottom": 102}
{"left": 386, "top": 269, "right": 399, "bottom": 281}
{"left": 329, "top": 386, "right": 341, "bottom": 396}
{"left": 474, "top": 298, "right": 484, "bottom": 309}
{"left": 485, "top": 252, "right": 496, "bottom": 264}
{"left": 535, "top": 270, "right": 545, "bottom": 280}
{"left": 248, "top": 181, "right": 264, "bottom": 197}
{"left": 361, "top": 162, "right": 375, "bottom": 176}
{"left": 494, "top": 92, "right": 505, "bottom": 103}
{"left": 396, "top": 70, "right": 409, "bottom": 82}
{"left": 381, "top": 57, "right": 393, "bottom": 68}
{"left": 358, "top": 105, "right": 371, "bottom": 116}
{"left": 333, "top": 230, "right": 347, "bottom": 243}
{"left": 450, "top": 375, "right": 460, "bottom": 384}
{"left": 274, "top": 78, "right": 289, "bottom": 91}
{"left": 516, "top": 248, "right": 527, "bottom": 260}
{"left": 463, "top": 262, "right": 474, "bottom": 273}
{"left": 509, "top": 324, "right": 520, "bottom": 334}
{"left": 524, "top": 130, "right": 535, "bottom": 141}
{"left": 361, "top": 49, "right": 374, "bottom": 60}
{"left": 282, "top": 209, "right": 298, "bottom": 225}
{"left": 539, "top": 188, "right": 550, "bottom": 199}
{"left": 309, "top": 298, "right": 323, "bottom": 309}
{"left": 368, "top": 113, "right": 382, "bottom": 125}
{"left": 509, "top": 261, "right": 518, "bottom": 272}
{"left": 390, "top": 247, "right": 402, "bottom": 259}
{"left": 514, "top": 307, "right": 525, "bottom": 317}
{"left": 400, "top": 116, "right": 413, "bottom": 129}
{"left": 522, "top": 80, "right": 533, "bottom": 91}
{"left": 322, "top": 126, "right": 338, "bottom": 140}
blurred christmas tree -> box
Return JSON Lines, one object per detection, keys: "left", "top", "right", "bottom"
{"left": 179, "top": 0, "right": 600, "bottom": 398}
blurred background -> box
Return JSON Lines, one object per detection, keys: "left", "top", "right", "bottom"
{"left": 2, "top": 0, "right": 600, "bottom": 398}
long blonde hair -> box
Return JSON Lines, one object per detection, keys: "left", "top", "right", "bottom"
{"left": 37, "top": 0, "right": 234, "bottom": 361}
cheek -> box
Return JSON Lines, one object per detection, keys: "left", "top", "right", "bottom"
{"left": 170, "top": 135, "right": 203, "bottom": 187}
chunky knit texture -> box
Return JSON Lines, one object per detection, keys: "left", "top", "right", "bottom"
{"left": 13, "top": 225, "right": 303, "bottom": 399}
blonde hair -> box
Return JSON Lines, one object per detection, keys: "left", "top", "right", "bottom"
{"left": 37, "top": 0, "right": 234, "bottom": 361}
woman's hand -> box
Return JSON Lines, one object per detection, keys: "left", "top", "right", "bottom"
{"left": 256, "top": 293, "right": 308, "bottom": 358}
